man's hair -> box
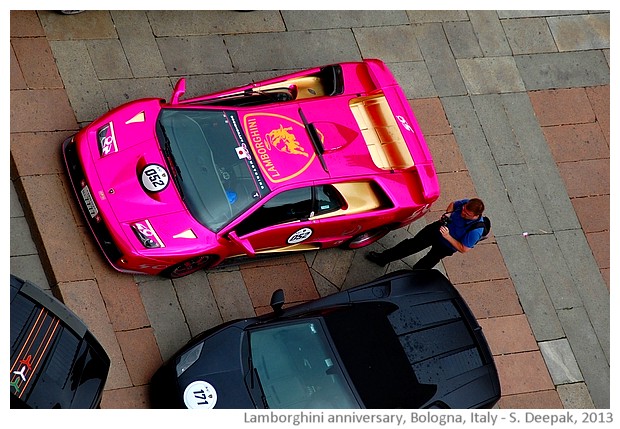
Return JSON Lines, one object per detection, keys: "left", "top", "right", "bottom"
{"left": 465, "top": 198, "right": 485, "bottom": 215}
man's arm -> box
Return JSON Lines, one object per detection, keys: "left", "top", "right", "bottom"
{"left": 439, "top": 226, "right": 473, "bottom": 253}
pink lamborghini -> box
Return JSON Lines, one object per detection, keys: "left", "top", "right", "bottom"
{"left": 62, "top": 59, "right": 440, "bottom": 278}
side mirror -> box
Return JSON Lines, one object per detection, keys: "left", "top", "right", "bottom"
{"left": 170, "top": 78, "right": 186, "bottom": 104}
{"left": 270, "top": 289, "right": 285, "bottom": 314}
{"left": 227, "top": 231, "right": 256, "bottom": 256}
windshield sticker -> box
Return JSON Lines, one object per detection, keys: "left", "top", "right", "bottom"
{"left": 287, "top": 227, "right": 313, "bottom": 244}
{"left": 183, "top": 380, "right": 218, "bottom": 409}
{"left": 236, "top": 144, "right": 251, "bottom": 160}
{"left": 140, "top": 163, "right": 170, "bottom": 193}
{"left": 228, "top": 112, "right": 268, "bottom": 193}
{"left": 243, "top": 113, "right": 320, "bottom": 183}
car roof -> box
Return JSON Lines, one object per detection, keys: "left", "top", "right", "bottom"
{"left": 323, "top": 302, "right": 438, "bottom": 408}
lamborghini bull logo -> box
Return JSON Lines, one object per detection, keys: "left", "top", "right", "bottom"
{"left": 243, "top": 114, "right": 319, "bottom": 184}
{"left": 265, "top": 125, "right": 309, "bottom": 157}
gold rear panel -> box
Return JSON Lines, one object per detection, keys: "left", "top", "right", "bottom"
{"left": 350, "top": 93, "right": 414, "bottom": 170}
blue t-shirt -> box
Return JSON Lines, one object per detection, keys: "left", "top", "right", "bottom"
{"left": 439, "top": 199, "right": 483, "bottom": 251}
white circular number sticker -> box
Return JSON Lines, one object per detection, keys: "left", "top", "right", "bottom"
{"left": 183, "top": 380, "right": 218, "bottom": 409}
{"left": 287, "top": 227, "right": 313, "bottom": 244}
{"left": 141, "top": 164, "right": 169, "bottom": 192}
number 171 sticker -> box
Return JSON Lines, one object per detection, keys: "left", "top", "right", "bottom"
{"left": 183, "top": 380, "right": 218, "bottom": 409}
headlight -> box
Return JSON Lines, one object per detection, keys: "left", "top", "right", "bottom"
{"left": 131, "top": 220, "right": 164, "bottom": 249}
{"left": 176, "top": 343, "right": 204, "bottom": 377}
{"left": 97, "top": 122, "right": 118, "bottom": 156}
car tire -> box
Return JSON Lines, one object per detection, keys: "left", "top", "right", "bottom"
{"left": 162, "top": 255, "right": 216, "bottom": 278}
{"left": 343, "top": 227, "right": 389, "bottom": 249}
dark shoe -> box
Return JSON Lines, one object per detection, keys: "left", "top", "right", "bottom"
{"left": 366, "top": 251, "right": 387, "bottom": 267}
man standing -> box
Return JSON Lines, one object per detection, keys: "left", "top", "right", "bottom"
{"left": 366, "top": 198, "right": 486, "bottom": 269}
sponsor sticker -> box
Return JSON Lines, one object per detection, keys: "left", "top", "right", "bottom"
{"left": 97, "top": 122, "right": 119, "bottom": 156}
{"left": 132, "top": 219, "right": 165, "bottom": 248}
{"left": 183, "top": 380, "right": 218, "bottom": 409}
{"left": 141, "top": 164, "right": 169, "bottom": 193}
{"left": 236, "top": 144, "right": 251, "bottom": 160}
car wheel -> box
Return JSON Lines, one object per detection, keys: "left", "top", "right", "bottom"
{"left": 163, "top": 255, "right": 215, "bottom": 278}
{"left": 343, "top": 227, "right": 389, "bottom": 249}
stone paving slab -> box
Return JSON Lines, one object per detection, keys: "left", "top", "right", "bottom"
{"left": 543, "top": 123, "right": 609, "bottom": 163}
{"left": 354, "top": 26, "right": 424, "bottom": 62}
{"left": 82, "top": 232, "right": 151, "bottom": 332}
{"left": 226, "top": 30, "right": 362, "bottom": 71}
{"left": 443, "top": 21, "right": 484, "bottom": 59}
{"left": 479, "top": 314, "right": 539, "bottom": 355}
{"left": 547, "top": 14, "right": 610, "bottom": 51}
{"left": 282, "top": 10, "right": 410, "bottom": 30}
{"left": 585, "top": 85, "right": 610, "bottom": 144}
{"left": 110, "top": 11, "right": 168, "bottom": 79}
{"left": 557, "top": 383, "right": 595, "bottom": 409}
{"left": 468, "top": 10, "right": 512, "bottom": 57}
{"left": 515, "top": 51, "right": 610, "bottom": 90}
{"left": 147, "top": 10, "right": 285, "bottom": 36}
{"left": 555, "top": 229, "right": 610, "bottom": 360}
{"left": 48, "top": 39, "right": 108, "bottom": 123}
{"left": 453, "top": 278, "right": 523, "bottom": 319}
{"left": 137, "top": 278, "right": 191, "bottom": 359}
{"left": 11, "top": 37, "right": 63, "bottom": 88}
{"left": 38, "top": 10, "right": 117, "bottom": 40}
{"left": 494, "top": 351, "right": 555, "bottom": 396}
{"left": 558, "top": 306, "right": 609, "bottom": 408}
{"left": 499, "top": 390, "right": 563, "bottom": 409}
{"left": 415, "top": 23, "right": 467, "bottom": 97}
{"left": 495, "top": 235, "right": 565, "bottom": 342}
{"left": 172, "top": 272, "right": 224, "bottom": 338}
{"left": 457, "top": 57, "right": 525, "bottom": 94}
{"left": 501, "top": 17, "right": 558, "bottom": 54}
{"left": 539, "top": 339, "right": 584, "bottom": 385}
{"left": 207, "top": 269, "right": 256, "bottom": 321}
{"left": 19, "top": 175, "right": 95, "bottom": 284}
{"left": 157, "top": 35, "right": 233, "bottom": 76}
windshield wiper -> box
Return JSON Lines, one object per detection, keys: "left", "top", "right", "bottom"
{"left": 247, "top": 355, "right": 269, "bottom": 408}
{"left": 157, "top": 119, "right": 185, "bottom": 199}
{"left": 253, "top": 367, "right": 269, "bottom": 409}
{"left": 298, "top": 108, "right": 329, "bottom": 173}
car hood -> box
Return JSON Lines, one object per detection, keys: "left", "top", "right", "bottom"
{"left": 90, "top": 113, "right": 187, "bottom": 224}
{"left": 87, "top": 101, "right": 214, "bottom": 248}
{"left": 177, "top": 326, "right": 255, "bottom": 409}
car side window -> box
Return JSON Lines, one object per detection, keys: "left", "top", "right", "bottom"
{"left": 235, "top": 187, "right": 313, "bottom": 236}
{"left": 234, "top": 185, "right": 344, "bottom": 236}
{"left": 315, "top": 185, "right": 344, "bottom": 215}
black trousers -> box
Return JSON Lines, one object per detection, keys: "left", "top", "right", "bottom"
{"left": 378, "top": 221, "right": 456, "bottom": 269}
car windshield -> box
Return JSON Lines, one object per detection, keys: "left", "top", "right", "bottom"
{"left": 323, "top": 302, "right": 437, "bottom": 408}
{"left": 249, "top": 320, "right": 360, "bottom": 409}
{"left": 157, "top": 109, "right": 270, "bottom": 231}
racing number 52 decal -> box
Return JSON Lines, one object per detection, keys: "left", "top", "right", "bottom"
{"left": 287, "top": 227, "right": 313, "bottom": 244}
{"left": 141, "top": 164, "right": 170, "bottom": 193}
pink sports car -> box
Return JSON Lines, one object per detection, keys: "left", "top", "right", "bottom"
{"left": 63, "top": 59, "right": 440, "bottom": 278}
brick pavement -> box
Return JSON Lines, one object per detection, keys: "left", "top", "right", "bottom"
{"left": 9, "top": 10, "right": 609, "bottom": 410}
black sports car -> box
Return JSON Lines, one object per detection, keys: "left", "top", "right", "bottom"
{"left": 150, "top": 269, "right": 500, "bottom": 409}
{"left": 10, "top": 275, "right": 110, "bottom": 408}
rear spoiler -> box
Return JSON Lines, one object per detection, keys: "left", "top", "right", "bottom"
{"left": 357, "top": 60, "right": 440, "bottom": 202}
